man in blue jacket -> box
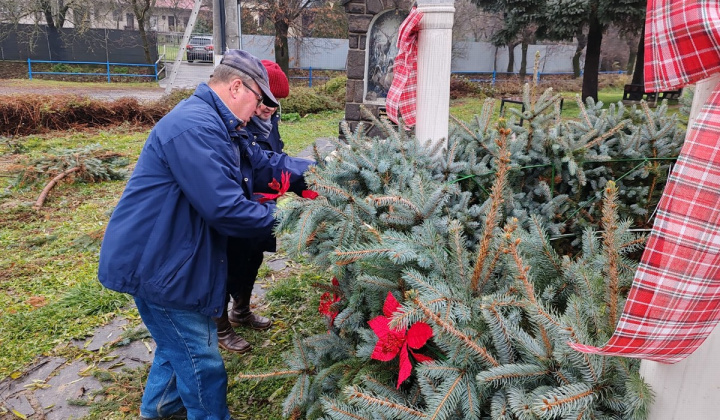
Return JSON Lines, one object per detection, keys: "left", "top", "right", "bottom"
{"left": 98, "top": 50, "right": 312, "bottom": 420}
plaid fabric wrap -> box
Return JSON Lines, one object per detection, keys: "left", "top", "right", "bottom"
{"left": 569, "top": 82, "right": 720, "bottom": 362}
{"left": 386, "top": 8, "right": 423, "bottom": 128}
{"left": 644, "top": 0, "right": 720, "bottom": 92}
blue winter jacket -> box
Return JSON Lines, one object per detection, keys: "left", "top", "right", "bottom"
{"left": 98, "top": 83, "right": 312, "bottom": 317}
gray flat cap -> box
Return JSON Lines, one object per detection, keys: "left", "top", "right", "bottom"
{"left": 220, "top": 49, "right": 279, "bottom": 107}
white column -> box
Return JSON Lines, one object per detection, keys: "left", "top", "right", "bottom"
{"left": 415, "top": 0, "right": 455, "bottom": 151}
{"left": 639, "top": 73, "right": 720, "bottom": 420}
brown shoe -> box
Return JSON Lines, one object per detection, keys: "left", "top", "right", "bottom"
{"left": 214, "top": 311, "right": 252, "bottom": 353}
{"left": 229, "top": 310, "right": 273, "bottom": 330}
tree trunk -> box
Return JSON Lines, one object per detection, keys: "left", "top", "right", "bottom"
{"left": 132, "top": 0, "right": 153, "bottom": 64}
{"left": 581, "top": 11, "right": 603, "bottom": 102}
{"left": 572, "top": 29, "right": 587, "bottom": 79}
{"left": 41, "top": 0, "right": 56, "bottom": 29}
{"left": 506, "top": 42, "right": 517, "bottom": 73}
{"left": 519, "top": 39, "right": 528, "bottom": 82}
{"left": 137, "top": 19, "right": 152, "bottom": 64}
{"left": 274, "top": 19, "right": 290, "bottom": 75}
{"left": 630, "top": 25, "right": 645, "bottom": 86}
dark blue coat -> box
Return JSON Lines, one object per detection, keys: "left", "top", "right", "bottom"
{"left": 98, "top": 83, "right": 312, "bottom": 317}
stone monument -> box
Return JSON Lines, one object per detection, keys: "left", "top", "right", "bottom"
{"left": 342, "top": 0, "right": 412, "bottom": 137}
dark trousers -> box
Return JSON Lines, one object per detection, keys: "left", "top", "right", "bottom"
{"left": 226, "top": 236, "right": 272, "bottom": 303}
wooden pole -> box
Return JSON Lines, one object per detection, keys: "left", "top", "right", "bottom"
{"left": 639, "top": 73, "right": 720, "bottom": 420}
{"left": 415, "top": 0, "right": 454, "bottom": 151}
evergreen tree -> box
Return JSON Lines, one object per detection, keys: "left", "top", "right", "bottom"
{"left": 240, "top": 80, "right": 681, "bottom": 419}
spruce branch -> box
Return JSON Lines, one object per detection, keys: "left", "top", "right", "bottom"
{"left": 583, "top": 121, "right": 627, "bottom": 150}
{"left": 332, "top": 248, "right": 399, "bottom": 265}
{"left": 472, "top": 128, "right": 511, "bottom": 292}
{"left": 601, "top": 181, "right": 621, "bottom": 330}
{"left": 449, "top": 221, "right": 468, "bottom": 286}
{"left": 346, "top": 386, "right": 427, "bottom": 417}
{"left": 371, "top": 195, "right": 422, "bottom": 216}
{"left": 236, "top": 370, "right": 305, "bottom": 380}
{"left": 477, "top": 364, "right": 550, "bottom": 387}
{"left": 532, "top": 383, "right": 597, "bottom": 418}
{"left": 425, "top": 374, "right": 464, "bottom": 420}
{"left": 413, "top": 297, "right": 499, "bottom": 367}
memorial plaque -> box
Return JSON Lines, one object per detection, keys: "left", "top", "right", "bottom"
{"left": 364, "top": 10, "right": 408, "bottom": 104}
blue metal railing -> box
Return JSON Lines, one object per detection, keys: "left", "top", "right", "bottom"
{"left": 28, "top": 59, "right": 163, "bottom": 83}
{"left": 289, "top": 67, "right": 332, "bottom": 87}
{"left": 451, "top": 70, "right": 626, "bottom": 86}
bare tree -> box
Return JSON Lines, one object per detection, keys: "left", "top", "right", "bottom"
{"left": 246, "top": 0, "right": 332, "bottom": 74}
{"left": 127, "top": 0, "right": 156, "bottom": 62}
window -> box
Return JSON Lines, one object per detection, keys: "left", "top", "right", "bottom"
{"left": 168, "top": 15, "right": 175, "bottom": 30}
{"left": 126, "top": 13, "right": 134, "bottom": 29}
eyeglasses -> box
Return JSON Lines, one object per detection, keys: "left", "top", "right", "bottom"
{"left": 242, "top": 81, "right": 263, "bottom": 107}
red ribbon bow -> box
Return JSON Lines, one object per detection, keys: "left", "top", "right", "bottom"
{"left": 255, "top": 171, "right": 291, "bottom": 204}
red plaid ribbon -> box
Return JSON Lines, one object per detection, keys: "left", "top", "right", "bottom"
{"left": 570, "top": 0, "right": 720, "bottom": 362}
{"left": 644, "top": 0, "right": 720, "bottom": 92}
{"left": 386, "top": 7, "right": 423, "bottom": 128}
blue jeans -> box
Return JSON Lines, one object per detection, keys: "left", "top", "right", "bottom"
{"left": 134, "top": 297, "right": 231, "bottom": 420}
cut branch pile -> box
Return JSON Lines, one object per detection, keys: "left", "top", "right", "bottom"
{"left": 13, "top": 145, "right": 129, "bottom": 208}
{"left": 0, "top": 94, "right": 176, "bottom": 136}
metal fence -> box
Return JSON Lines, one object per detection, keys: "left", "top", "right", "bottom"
{"left": 0, "top": 24, "right": 157, "bottom": 64}
{"left": 27, "top": 58, "right": 165, "bottom": 82}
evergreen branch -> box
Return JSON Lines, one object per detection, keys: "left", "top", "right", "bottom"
{"left": 448, "top": 221, "right": 468, "bottom": 286}
{"left": 529, "top": 216, "right": 563, "bottom": 272}
{"left": 644, "top": 161, "right": 659, "bottom": 224}
{"left": 321, "top": 402, "right": 368, "bottom": 420}
{"left": 371, "top": 195, "right": 421, "bottom": 216}
{"left": 426, "top": 374, "right": 463, "bottom": 420}
{"left": 502, "top": 221, "right": 555, "bottom": 356}
{"left": 296, "top": 208, "right": 318, "bottom": 255}
{"left": 601, "top": 181, "right": 621, "bottom": 329}
{"left": 565, "top": 300, "right": 601, "bottom": 383}
{"left": 476, "top": 98, "right": 497, "bottom": 137}
{"left": 347, "top": 386, "right": 427, "bottom": 417}
{"left": 477, "top": 364, "right": 550, "bottom": 385}
{"left": 584, "top": 121, "right": 627, "bottom": 150}
{"left": 533, "top": 384, "right": 596, "bottom": 417}
{"left": 575, "top": 95, "right": 592, "bottom": 127}
{"left": 479, "top": 249, "right": 503, "bottom": 293}
{"left": 413, "top": 297, "right": 499, "bottom": 367}
{"left": 472, "top": 130, "right": 511, "bottom": 292}
{"left": 333, "top": 248, "right": 397, "bottom": 265}
{"left": 236, "top": 369, "right": 304, "bottom": 380}
{"left": 450, "top": 114, "right": 476, "bottom": 137}
{"left": 483, "top": 305, "right": 515, "bottom": 363}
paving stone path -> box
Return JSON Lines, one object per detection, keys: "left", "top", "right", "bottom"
{"left": 0, "top": 138, "right": 336, "bottom": 420}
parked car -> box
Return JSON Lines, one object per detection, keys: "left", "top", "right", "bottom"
{"left": 186, "top": 36, "right": 214, "bottom": 63}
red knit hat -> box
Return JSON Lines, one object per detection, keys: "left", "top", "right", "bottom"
{"left": 261, "top": 60, "right": 290, "bottom": 99}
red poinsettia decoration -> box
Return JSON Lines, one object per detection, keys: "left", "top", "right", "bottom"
{"left": 318, "top": 277, "right": 341, "bottom": 323}
{"left": 368, "top": 292, "right": 433, "bottom": 389}
{"left": 255, "top": 170, "right": 291, "bottom": 203}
